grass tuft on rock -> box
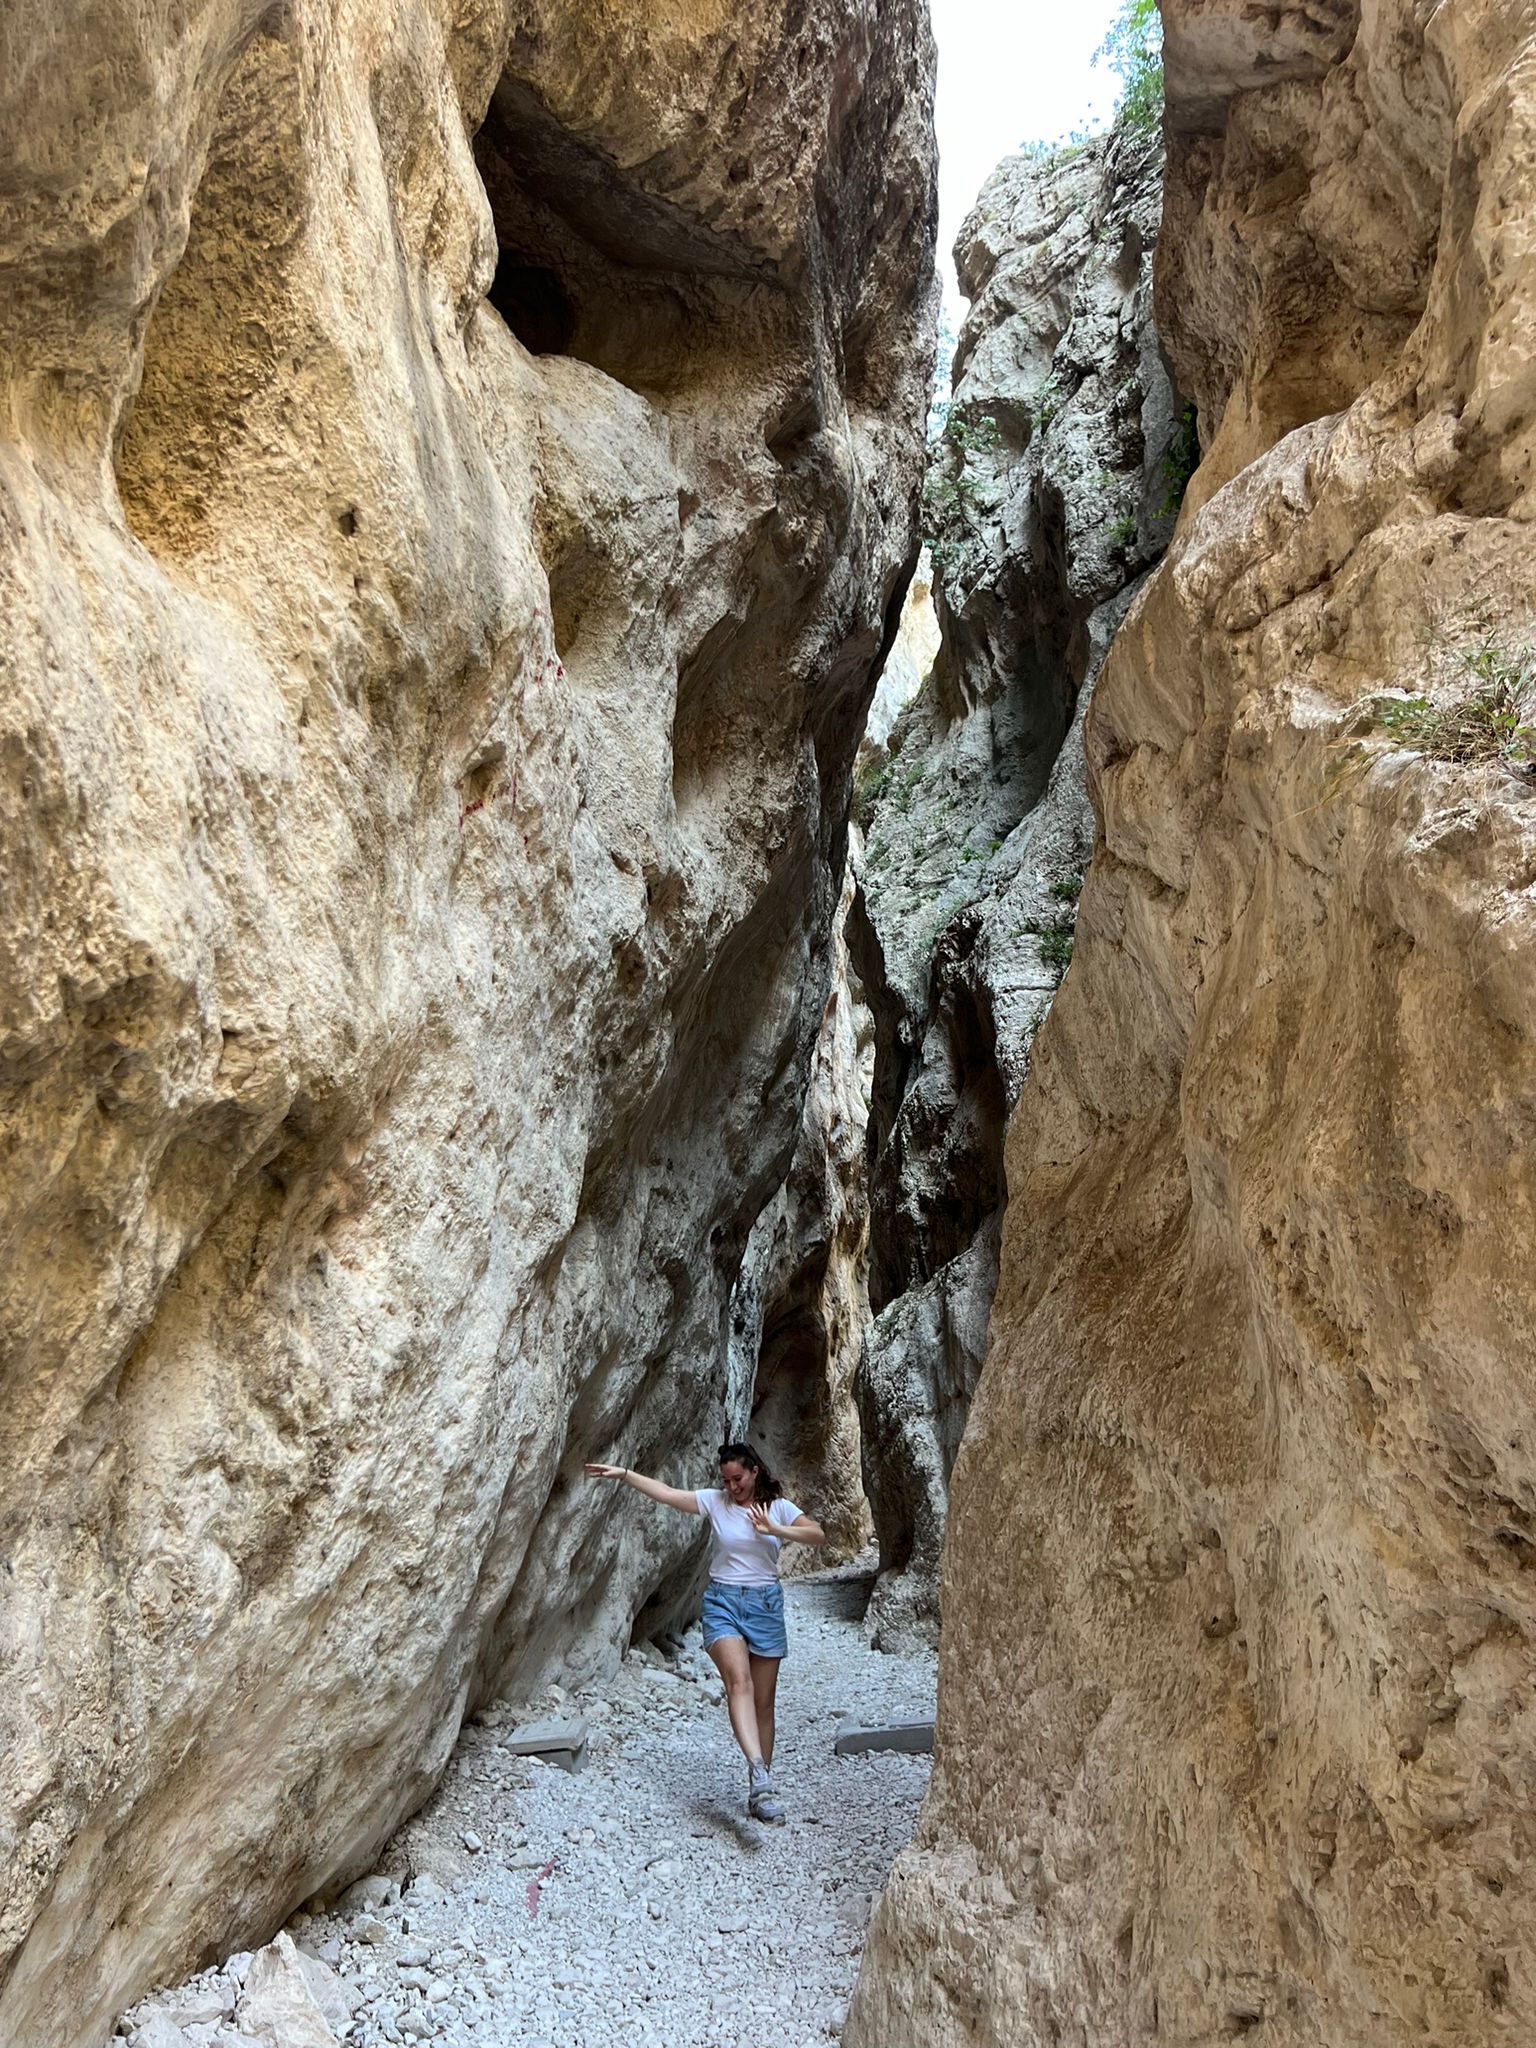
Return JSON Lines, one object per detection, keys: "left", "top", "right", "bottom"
{"left": 1371, "top": 644, "right": 1536, "bottom": 770}
{"left": 852, "top": 758, "right": 891, "bottom": 830}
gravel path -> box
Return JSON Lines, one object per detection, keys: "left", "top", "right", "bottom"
{"left": 119, "top": 1569, "right": 935, "bottom": 2048}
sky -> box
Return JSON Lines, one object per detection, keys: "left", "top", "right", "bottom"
{"left": 929, "top": 0, "right": 1125, "bottom": 320}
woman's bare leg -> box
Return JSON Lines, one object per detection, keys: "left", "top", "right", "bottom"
{"left": 707, "top": 1636, "right": 763, "bottom": 1762}
{"left": 749, "top": 1655, "right": 781, "bottom": 1769}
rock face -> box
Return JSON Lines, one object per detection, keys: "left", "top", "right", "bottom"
{"left": 727, "top": 860, "right": 875, "bottom": 1568}
{"left": 0, "top": 5, "right": 935, "bottom": 2042}
{"left": 864, "top": 546, "right": 940, "bottom": 751}
{"left": 729, "top": 546, "right": 948, "bottom": 1571}
{"left": 852, "top": 125, "right": 1175, "bottom": 1644}
{"left": 854, "top": 7, "right": 1536, "bottom": 2045}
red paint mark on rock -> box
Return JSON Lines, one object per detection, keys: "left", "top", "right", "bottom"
{"left": 526, "top": 1855, "right": 560, "bottom": 1920}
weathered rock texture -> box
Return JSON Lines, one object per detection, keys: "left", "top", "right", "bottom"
{"left": 852, "top": 125, "right": 1175, "bottom": 1645}
{"left": 0, "top": 4, "right": 935, "bottom": 2042}
{"left": 865, "top": 545, "right": 940, "bottom": 751}
{"left": 854, "top": 4, "right": 1536, "bottom": 2043}
{"left": 728, "top": 545, "right": 947, "bottom": 1572}
{"left": 727, "top": 860, "right": 876, "bottom": 1569}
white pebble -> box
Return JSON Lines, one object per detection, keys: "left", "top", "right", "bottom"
{"left": 107, "top": 1574, "right": 934, "bottom": 2048}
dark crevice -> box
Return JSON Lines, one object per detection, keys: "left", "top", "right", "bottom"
{"left": 866, "top": 923, "right": 1006, "bottom": 1315}
{"left": 750, "top": 1300, "right": 833, "bottom": 1478}
{"left": 488, "top": 259, "right": 574, "bottom": 355}
{"left": 473, "top": 77, "right": 775, "bottom": 397}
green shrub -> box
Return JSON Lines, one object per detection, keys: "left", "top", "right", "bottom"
{"left": 913, "top": 900, "right": 953, "bottom": 961}
{"left": 922, "top": 472, "right": 964, "bottom": 520}
{"left": 946, "top": 413, "right": 1002, "bottom": 461}
{"left": 1096, "top": 0, "right": 1163, "bottom": 136}
{"left": 891, "top": 762, "right": 925, "bottom": 814}
{"left": 923, "top": 534, "right": 955, "bottom": 582}
{"left": 1019, "top": 902, "right": 1080, "bottom": 984}
{"left": 1048, "top": 874, "right": 1084, "bottom": 901}
{"left": 922, "top": 410, "right": 1004, "bottom": 534}
{"left": 1017, "top": 134, "right": 1090, "bottom": 168}
{"left": 1030, "top": 375, "right": 1065, "bottom": 435}
{"left": 1158, "top": 401, "right": 1201, "bottom": 518}
{"left": 852, "top": 759, "right": 892, "bottom": 829}
{"left": 926, "top": 305, "right": 959, "bottom": 445}
{"left": 1107, "top": 513, "right": 1138, "bottom": 548}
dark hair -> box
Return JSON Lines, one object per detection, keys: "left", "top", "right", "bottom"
{"left": 718, "top": 1440, "right": 782, "bottom": 1504}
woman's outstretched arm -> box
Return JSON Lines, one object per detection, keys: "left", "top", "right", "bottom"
{"left": 585, "top": 1463, "right": 700, "bottom": 1514}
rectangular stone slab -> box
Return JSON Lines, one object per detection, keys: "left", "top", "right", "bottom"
{"left": 833, "top": 1718, "right": 935, "bottom": 1756}
{"left": 787, "top": 1572, "right": 874, "bottom": 1622}
{"left": 501, "top": 1718, "right": 589, "bottom": 1771}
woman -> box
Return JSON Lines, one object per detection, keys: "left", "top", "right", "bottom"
{"left": 584, "top": 1441, "right": 824, "bottom": 1822}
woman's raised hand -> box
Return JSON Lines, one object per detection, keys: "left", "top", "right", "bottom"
{"left": 748, "top": 1503, "right": 780, "bottom": 1537}
{"left": 585, "top": 1463, "right": 627, "bottom": 1481}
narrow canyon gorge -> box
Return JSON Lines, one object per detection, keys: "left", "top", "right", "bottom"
{"left": 4, "top": 3, "right": 1536, "bottom": 2048}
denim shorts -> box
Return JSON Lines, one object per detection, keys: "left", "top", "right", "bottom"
{"left": 701, "top": 1579, "right": 789, "bottom": 1660}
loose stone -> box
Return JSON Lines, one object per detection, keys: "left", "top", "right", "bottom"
{"left": 115, "top": 1574, "right": 931, "bottom": 2048}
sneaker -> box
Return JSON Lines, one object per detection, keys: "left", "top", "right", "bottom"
{"left": 747, "top": 1759, "right": 785, "bottom": 1824}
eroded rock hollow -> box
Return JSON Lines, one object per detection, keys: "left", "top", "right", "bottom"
{"left": 853, "top": 3, "right": 1536, "bottom": 2043}
{"left": 0, "top": 4, "right": 936, "bottom": 2041}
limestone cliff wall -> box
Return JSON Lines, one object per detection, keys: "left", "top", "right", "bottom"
{"left": 853, "top": 4, "right": 1536, "bottom": 2043}
{"left": 852, "top": 127, "right": 1175, "bottom": 1644}
{"left": 728, "top": 550, "right": 946, "bottom": 1573}
{"left": 728, "top": 859, "right": 875, "bottom": 1569}
{"left": 0, "top": 5, "right": 935, "bottom": 2041}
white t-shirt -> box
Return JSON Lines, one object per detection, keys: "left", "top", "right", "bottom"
{"left": 695, "top": 1489, "right": 803, "bottom": 1586}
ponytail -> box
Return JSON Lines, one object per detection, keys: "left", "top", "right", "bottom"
{"left": 717, "top": 1439, "right": 782, "bottom": 1504}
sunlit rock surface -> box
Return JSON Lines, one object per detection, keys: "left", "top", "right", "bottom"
{"left": 852, "top": 124, "right": 1173, "bottom": 1645}
{"left": 864, "top": 546, "right": 940, "bottom": 752}
{"left": 854, "top": 5, "right": 1536, "bottom": 2043}
{"left": 0, "top": 3, "right": 935, "bottom": 2039}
